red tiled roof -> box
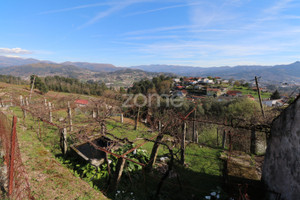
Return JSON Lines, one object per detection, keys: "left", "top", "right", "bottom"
{"left": 74, "top": 99, "right": 89, "bottom": 105}
{"left": 181, "top": 90, "right": 188, "bottom": 94}
{"left": 227, "top": 90, "right": 242, "bottom": 96}
{"left": 207, "top": 88, "right": 220, "bottom": 92}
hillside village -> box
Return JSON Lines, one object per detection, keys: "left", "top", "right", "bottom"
{"left": 170, "top": 76, "right": 290, "bottom": 107}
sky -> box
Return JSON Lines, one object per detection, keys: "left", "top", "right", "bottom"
{"left": 1, "top": 0, "right": 300, "bottom": 67}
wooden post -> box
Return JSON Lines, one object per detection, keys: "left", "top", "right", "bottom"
{"left": 67, "top": 101, "right": 73, "bottom": 132}
{"left": 146, "top": 133, "right": 164, "bottom": 171}
{"left": 10, "top": 95, "right": 13, "bottom": 106}
{"left": 222, "top": 129, "right": 227, "bottom": 149}
{"left": 92, "top": 109, "right": 97, "bottom": 119}
{"left": 29, "top": 75, "right": 36, "bottom": 101}
{"left": 180, "top": 122, "right": 186, "bottom": 165}
{"left": 250, "top": 126, "right": 256, "bottom": 154}
{"left": 60, "top": 128, "right": 67, "bottom": 155}
{"left": 101, "top": 122, "right": 106, "bottom": 134}
{"left": 158, "top": 120, "right": 162, "bottom": 132}
{"left": 255, "top": 76, "right": 265, "bottom": 118}
{"left": 110, "top": 157, "right": 126, "bottom": 192}
{"left": 134, "top": 107, "right": 140, "bottom": 130}
{"left": 20, "top": 95, "right": 23, "bottom": 106}
{"left": 120, "top": 113, "right": 123, "bottom": 123}
{"left": 22, "top": 108, "right": 27, "bottom": 119}
{"left": 25, "top": 97, "right": 29, "bottom": 106}
{"left": 38, "top": 119, "right": 41, "bottom": 140}
{"left": 48, "top": 102, "right": 53, "bottom": 123}
{"left": 44, "top": 99, "right": 47, "bottom": 107}
{"left": 193, "top": 109, "right": 197, "bottom": 142}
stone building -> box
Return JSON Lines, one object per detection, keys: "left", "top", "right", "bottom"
{"left": 262, "top": 96, "right": 300, "bottom": 200}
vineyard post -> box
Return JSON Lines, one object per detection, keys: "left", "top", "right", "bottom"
{"left": 193, "top": 109, "right": 197, "bottom": 142}
{"left": 19, "top": 95, "right": 23, "bottom": 106}
{"left": 67, "top": 101, "right": 73, "bottom": 132}
{"left": 92, "top": 109, "right": 97, "bottom": 119}
{"left": 25, "top": 97, "right": 29, "bottom": 106}
{"left": 120, "top": 113, "right": 123, "bottom": 123}
{"left": 250, "top": 126, "right": 256, "bottom": 154}
{"left": 60, "top": 128, "right": 68, "bottom": 155}
{"left": 180, "top": 121, "right": 186, "bottom": 165}
{"left": 48, "top": 102, "right": 53, "bottom": 123}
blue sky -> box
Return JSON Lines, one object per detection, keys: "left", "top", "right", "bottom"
{"left": 1, "top": 0, "right": 300, "bottom": 67}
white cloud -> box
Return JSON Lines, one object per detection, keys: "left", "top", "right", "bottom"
{"left": 0, "top": 47, "right": 32, "bottom": 54}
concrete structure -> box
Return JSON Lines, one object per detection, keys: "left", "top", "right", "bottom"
{"left": 262, "top": 99, "right": 285, "bottom": 107}
{"left": 262, "top": 96, "right": 300, "bottom": 200}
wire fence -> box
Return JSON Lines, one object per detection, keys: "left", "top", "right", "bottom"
{"left": 0, "top": 111, "right": 33, "bottom": 200}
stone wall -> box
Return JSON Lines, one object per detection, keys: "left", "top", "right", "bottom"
{"left": 262, "top": 96, "right": 300, "bottom": 200}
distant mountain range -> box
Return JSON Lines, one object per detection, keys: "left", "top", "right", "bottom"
{"left": 0, "top": 56, "right": 300, "bottom": 83}
{"left": 131, "top": 62, "right": 300, "bottom": 83}
{"left": 0, "top": 56, "right": 119, "bottom": 72}
{"left": 0, "top": 56, "right": 172, "bottom": 87}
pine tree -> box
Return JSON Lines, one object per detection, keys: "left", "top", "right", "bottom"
{"left": 270, "top": 90, "right": 281, "bottom": 100}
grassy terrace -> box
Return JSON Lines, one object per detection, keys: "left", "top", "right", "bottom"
{"left": 6, "top": 105, "right": 223, "bottom": 200}
{"left": 6, "top": 106, "right": 108, "bottom": 200}
{"left": 232, "top": 86, "right": 272, "bottom": 99}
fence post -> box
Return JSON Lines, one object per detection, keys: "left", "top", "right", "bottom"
{"left": 110, "top": 157, "right": 126, "bottom": 192}
{"left": 60, "top": 128, "right": 68, "bottom": 155}
{"left": 48, "top": 102, "right": 53, "bottom": 123}
{"left": 44, "top": 98, "right": 47, "bottom": 107}
{"left": 134, "top": 107, "right": 140, "bottom": 130}
{"left": 20, "top": 95, "right": 23, "bottom": 106}
{"left": 250, "top": 126, "right": 256, "bottom": 154}
{"left": 146, "top": 133, "right": 164, "bottom": 171}
{"left": 8, "top": 116, "right": 17, "bottom": 196}
{"left": 158, "top": 120, "right": 162, "bottom": 133}
{"left": 25, "top": 97, "right": 29, "bottom": 106}
{"left": 92, "top": 110, "right": 97, "bottom": 119}
{"left": 222, "top": 129, "right": 227, "bottom": 149}
{"left": 10, "top": 95, "right": 13, "bottom": 106}
{"left": 193, "top": 109, "right": 197, "bottom": 142}
{"left": 120, "top": 113, "right": 123, "bottom": 123}
{"left": 22, "top": 108, "right": 27, "bottom": 120}
{"left": 67, "top": 101, "right": 73, "bottom": 132}
{"left": 181, "top": 121, "right": 186, "bottom": 165}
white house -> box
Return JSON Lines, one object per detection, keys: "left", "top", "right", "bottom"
{"left": 262, "top": 99, "right": 285, "bottom": 107}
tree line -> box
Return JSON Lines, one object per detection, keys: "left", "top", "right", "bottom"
{"left": 0, "top": 74, "right": 26, "bottom": 85}
{"left": 127, "top": 75, "right": 174, "bottom": 95}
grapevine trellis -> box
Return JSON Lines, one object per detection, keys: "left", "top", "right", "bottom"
{"left": 0, "top": 87, "right": 275, "bottom": 199}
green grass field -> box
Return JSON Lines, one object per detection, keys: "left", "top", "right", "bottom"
{"left": 232, "top": 86, "right": 271, "bottom": 99}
